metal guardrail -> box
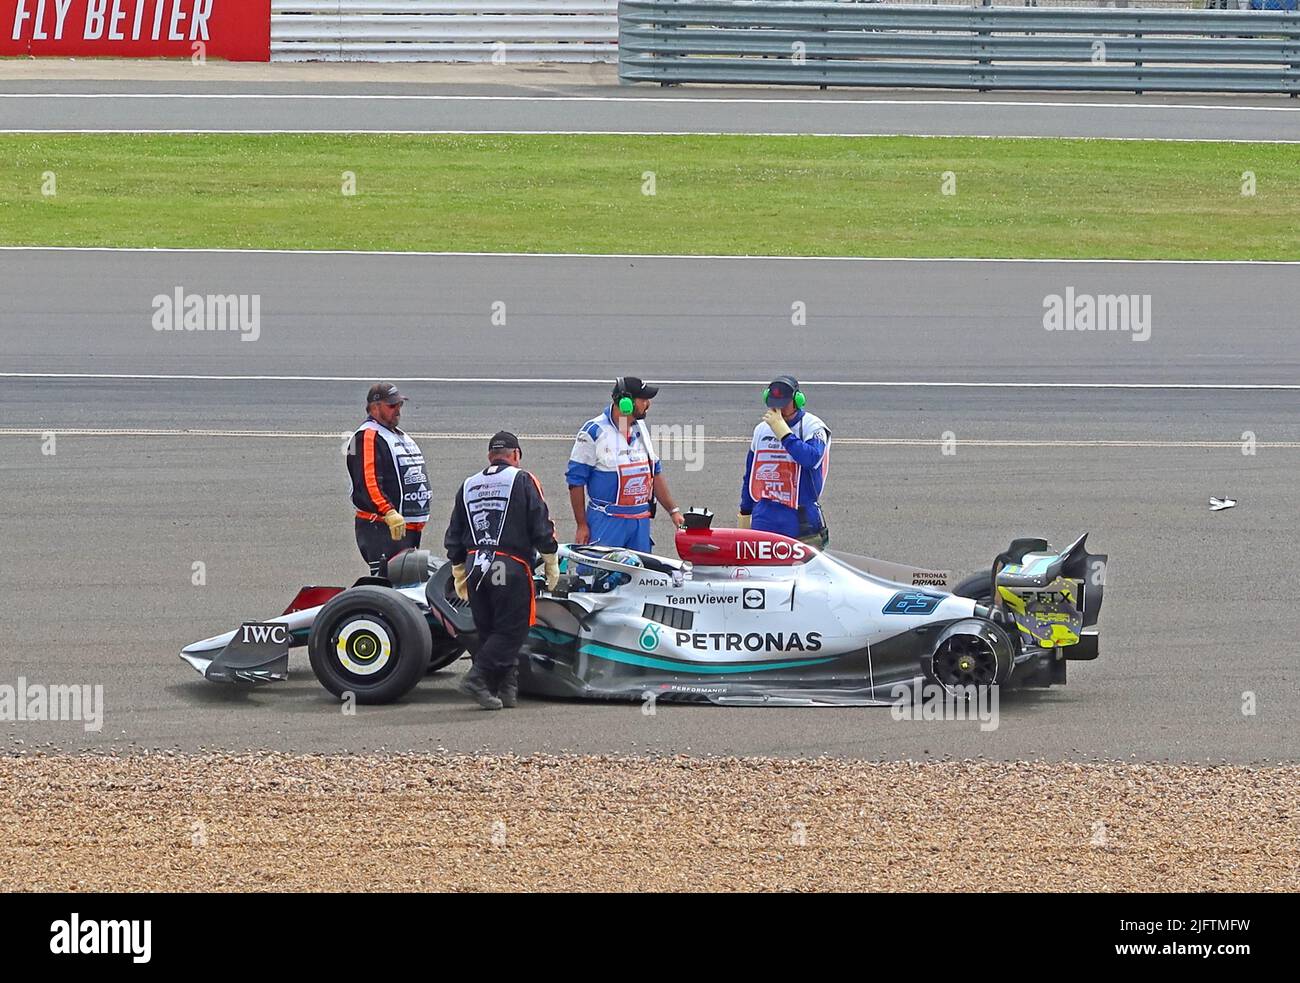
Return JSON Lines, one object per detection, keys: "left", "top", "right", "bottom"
{"left": 618, "top": 1, "right": 1300, "bottom": 92}
{"left": 847, "top": 1, "right": 1239, "bottom": 8}
{"left": 273, "top": 0, "right": 618, "bottom": 62}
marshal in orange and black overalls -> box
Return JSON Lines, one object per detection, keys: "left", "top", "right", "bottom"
{"left": 444, "top": 462, "right": 558, "bottom": 686}
{"left": 346, "top": 418, "right": 430, "bottom": 575}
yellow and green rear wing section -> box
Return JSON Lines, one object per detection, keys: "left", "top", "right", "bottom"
{"left": 992, "top": 533, "right": 1106, "bottom": 658}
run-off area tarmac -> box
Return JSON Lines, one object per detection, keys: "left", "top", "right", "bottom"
{"left": 0, "top": 250, "right": 1295, "bottom": 761}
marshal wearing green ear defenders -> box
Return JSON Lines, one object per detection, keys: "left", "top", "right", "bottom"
{"left": 564, "top": 375, "right": 688, "bottom": 551}
{"left": 738, "top": 373, "right": 832, "bottom": 547}
{"left": 763, "top": 376, "right": 806, "bottom": 410}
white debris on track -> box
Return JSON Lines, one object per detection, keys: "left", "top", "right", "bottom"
{"left": 2, "top": 753, "right": 1295, "bottom": 892}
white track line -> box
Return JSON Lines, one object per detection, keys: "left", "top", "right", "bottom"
{"left": 3, "top": 94, "right": 1297, "bottom": 113}
{"left": 1, "top": 373, "right": 1295, "bottom": 391}
{"left": 4, "top": 129, "right": 1298, "bottom": 144}
{"left": 3, "top": 428, "right": 1293, "bottom": 448}
{"left": 2, "top": 246, "right": 1298, "bottom": 265}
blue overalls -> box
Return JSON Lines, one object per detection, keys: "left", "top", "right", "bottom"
{"left": 565, "top": 408, "right": 661, "bottom": 551}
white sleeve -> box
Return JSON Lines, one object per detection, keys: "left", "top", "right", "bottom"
{"left": 800, "top": 414, "right": 830, "bottom": 447}
{"left": 569, "top": 427, "right": 597, "bottom": 467}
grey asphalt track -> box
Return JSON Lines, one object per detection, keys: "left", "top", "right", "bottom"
{"left": 3, "top": 79, "right": 1300, "bottom": 140}
{"left": 0, "top": 250, "right": 1296, "bottom": 761}
{"left": 4, "top": 250, "right": 1299, "bottom": 386}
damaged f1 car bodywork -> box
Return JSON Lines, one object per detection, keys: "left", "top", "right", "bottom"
{"left": 180, "top": 509, "right": 1106, "bottom": 706}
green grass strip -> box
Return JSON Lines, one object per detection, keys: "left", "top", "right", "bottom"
{"left": 3, "top": 133, "right": 1297, "bottom": 259}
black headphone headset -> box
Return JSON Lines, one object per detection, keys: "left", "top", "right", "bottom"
{"left": 763, "top": 375, "right": 806, "bottom": 410}
{"left": 613, "top": 377, "right": 635, "bottom": 415}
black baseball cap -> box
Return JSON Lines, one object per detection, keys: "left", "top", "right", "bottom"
{"left": 366, "top": 382, "right": 406, "bottom": 406}
{"left": 488, "top": 431, "right": 521, "bottom": 453}
{"left": 613, "top": 376, "right": 659, "bottom": 400}
{"left": 765, "top": 375, "right": 799, "bottom": 408}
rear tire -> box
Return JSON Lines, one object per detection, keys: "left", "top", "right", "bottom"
{"left": 923, "top": 619, "right": 1015, "bottom": 695}
{"left": 309, "top": 585, "right": 431, "bottom": 704}
{"left": 930, "top": 631, "right": 1009, "bottom": 690}
{"left": 951, "top": 571, "right": 993, "bottom": 605}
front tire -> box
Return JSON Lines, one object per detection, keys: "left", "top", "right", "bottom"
{"left": 309, "top": 586, "right": 431, "bottom": 704}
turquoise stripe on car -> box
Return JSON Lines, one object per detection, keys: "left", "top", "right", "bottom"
{"left": 531, "top": 626, "right": 577, "bottom": 646}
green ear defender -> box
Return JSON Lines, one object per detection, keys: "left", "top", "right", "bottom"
{"left": 615, "top": 377, "right": 635, "bottom": 415}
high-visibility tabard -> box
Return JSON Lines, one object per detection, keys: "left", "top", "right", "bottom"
{"left": 748, "top": 448, "right": 800, "bottom": 508}
{"left": 463, "top": 465, "right": 519, "bottom": 550}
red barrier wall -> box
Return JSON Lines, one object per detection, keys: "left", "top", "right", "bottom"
{"left": 1, "top": 0, "right": 270, "bottom": 61}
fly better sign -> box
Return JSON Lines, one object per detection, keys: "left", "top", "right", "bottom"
{"left": 2, "top": 0, "right": 271, "bottom": 60}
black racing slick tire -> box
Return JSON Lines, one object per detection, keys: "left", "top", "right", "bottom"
{"left": 922, "top": 618, "right": 1016, "bottom": 695}
{"left": 951, "top": 571, "right": 994, "bottom": 605}
{"left": 309, "top": 586, "right": 432, "bottom": 704}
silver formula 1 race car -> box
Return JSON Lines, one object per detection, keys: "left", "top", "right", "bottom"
{"left": 179, "top": 508, "right": 1106, "bottom": 707}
